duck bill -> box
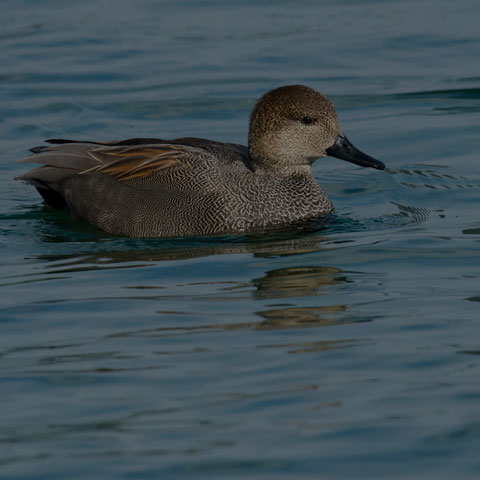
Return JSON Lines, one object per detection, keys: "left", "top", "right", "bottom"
{"left": 326, "top": 135, "right": 385, "bottom": 170}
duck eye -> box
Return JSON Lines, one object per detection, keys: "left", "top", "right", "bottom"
{"left": 301, "top": 116, "right": 314, "bottom": 125}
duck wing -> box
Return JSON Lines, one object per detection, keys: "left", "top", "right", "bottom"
{"left": 15, "top": 142, "right": 202, "bottom": 213}
{"left": 41, "top": 136, "right": 252, "bottom": 168}
{"left": 16, "top": 142, "right": 194, "bottom": 185}
{"left": 78, "top": 144, "right": 188, "bottom": 181}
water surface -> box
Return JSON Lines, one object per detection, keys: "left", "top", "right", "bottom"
{"left": 1, "top": 1, "right": 480, "bottom": 478}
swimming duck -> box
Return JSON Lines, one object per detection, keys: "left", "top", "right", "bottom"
{"left": 16, "top": 85, "right": 385, "bottom": 237}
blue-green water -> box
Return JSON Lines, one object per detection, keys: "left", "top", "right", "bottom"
{"left": 1, "top": 0, "right": 480, "bottom": 478}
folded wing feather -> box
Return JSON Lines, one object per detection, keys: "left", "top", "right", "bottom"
{"left": 17, "top": 143, "right": 193, "bottom": 183}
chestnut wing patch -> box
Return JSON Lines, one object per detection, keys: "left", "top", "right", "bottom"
{"left": 80, "top": 144, "right": 190, "bottom": 181}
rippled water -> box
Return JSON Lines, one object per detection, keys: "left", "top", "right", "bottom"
{"left": 1, "top": 0, "right": 480, "bottom": 478}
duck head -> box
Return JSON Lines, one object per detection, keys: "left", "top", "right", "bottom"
{"left": 248, "top": 85, "right": 385, "bottom": 173}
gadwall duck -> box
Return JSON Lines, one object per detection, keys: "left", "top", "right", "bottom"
{"left": 16, "top": 85, "right": 385, "bottom": 237}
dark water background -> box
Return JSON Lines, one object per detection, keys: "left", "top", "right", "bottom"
{"left": 1, "top": 0, "right": 480, "bottom": 478}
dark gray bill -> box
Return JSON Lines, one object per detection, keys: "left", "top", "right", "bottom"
{"left": 326, "top": 135, "right": 385, "bottom": 170}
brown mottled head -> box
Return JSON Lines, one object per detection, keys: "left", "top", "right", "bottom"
{"left": 248, "top": 85, "right": 384, "bottom": 172}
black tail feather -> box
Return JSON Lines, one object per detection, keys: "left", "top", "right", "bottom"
{"left": 46, "top": 137, "right": 168, "bottom": 146}
{"left": 36, "top": 186, "right": 67, "bottom": 211}
{"left": 46, "top": 138, "right": 106, "bottom": 145}
{"left": 30, "top": 146, "right": 49, "bottom": 154}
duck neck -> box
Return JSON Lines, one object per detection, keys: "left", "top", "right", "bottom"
{"left": 253, "top": 162, "right": 313, "bottom": 178}
{"left": 248, "top": 148, "right": 313, "bottom": 177}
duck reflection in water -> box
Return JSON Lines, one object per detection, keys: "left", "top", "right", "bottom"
{"left": 33, "top": 232, "right": 372, "bottom": 334}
